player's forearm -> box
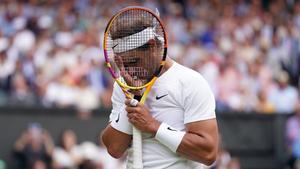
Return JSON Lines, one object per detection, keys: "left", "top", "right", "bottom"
{"left": 101, "top": 124, "right": 132, "bottom": 158}
{"left": 176, "top": 132, "right": 217, "bottom": 165}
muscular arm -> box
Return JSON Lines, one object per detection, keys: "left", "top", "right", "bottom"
{"left": 125, "top": 99, "right": 219, "bottom": 166}
{"left": 177, "top": 119, "right": 219, "bottom": 165}
{"left": 101, "top": 124, "right": 132, "bottom": 158}
{"left": 101, "top": 82, "right": 134, "bottom": 159}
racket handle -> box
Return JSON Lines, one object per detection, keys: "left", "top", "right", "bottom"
{"left": 132, "top": 126, "right": 143, "bottom": 169}
{"left": 130, "top": 94, "right": 147, "bottom": 169}
{"left": 130, "top": 99, "right": 139, "bottom": 107}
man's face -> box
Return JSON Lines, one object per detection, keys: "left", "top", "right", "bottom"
{"left": 115, "top": 42, "right": 161, "bottom": 86}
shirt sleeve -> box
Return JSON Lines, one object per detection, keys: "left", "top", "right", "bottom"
{"left": 109, "top": 83, "right": 124, "bottom": 122}
{"left": 109, "top": 82, "right": 133, "bottom": 135}
{"left": 183, "top": 75, "right": 216, "bottom": 124}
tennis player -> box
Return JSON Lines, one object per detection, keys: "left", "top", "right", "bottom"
{"left": 101, "top": 9, "right": 219, "bottom": 169}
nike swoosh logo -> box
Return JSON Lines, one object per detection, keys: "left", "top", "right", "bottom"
{"left": 115, "top": 113, "right": 120, "bottom": 123}
{"left": 167, "top": 127, "right": 177, "bottom": 131}
{"left": 156, "top": 94, "right": 168, "bottom": 100}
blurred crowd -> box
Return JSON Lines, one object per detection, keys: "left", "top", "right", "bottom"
{"left": 13, "top": 123, "right": 126, "bottom": 169}
{"left": 11, "top": 123, "right": 240, "bottom": 169}
{"left": 0, "top": 0, "right": 300, "bottom": 114}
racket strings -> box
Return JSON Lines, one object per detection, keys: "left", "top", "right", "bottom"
{"left": 106, "top": 9, "right": 165, "bottom": 88}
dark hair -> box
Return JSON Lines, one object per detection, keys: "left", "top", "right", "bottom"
{"left": 110, "top": 10, "right": 155, "bottom": 40}
{"left": 109, "top": 9, "right": 164, "bottom": 54}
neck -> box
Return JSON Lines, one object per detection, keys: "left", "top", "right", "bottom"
{"left": 159, "top": 57, "right": 173, "bottom": 76}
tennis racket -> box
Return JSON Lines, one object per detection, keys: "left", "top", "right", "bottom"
{"left": 103, "top": 6, "right": 167, "bottom": 169}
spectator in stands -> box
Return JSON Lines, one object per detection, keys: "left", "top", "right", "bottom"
{"left": 256, "top": 89, "right": 275, "bottom": 113}
{"left": 52, "top": 129, "right": 82, "bottom": 169}
{"left": 14, "top": 123, "right": 54, "bottom": 169}
{"left": 31, "top": 160, "right": 47, "bottom": 169}
{"left": 286, "top": 101, "right": 300, "bottom": 168}
{"left": 75, "top": 77, "right": 99, "bottom": 112}
{"left": 227, "top": 158, "right": 241, "bottom": 169}
{"left": 79, "top": 141, "right": 105, "bottom": 169}
{"left": 268, "top": 71, "right": 298, "bottom": 113}
{"left": 8, "top": 73, "right": 37, "bottom": 106}
{"left": 0, "top": 43, "right": 14, "bottom": 99}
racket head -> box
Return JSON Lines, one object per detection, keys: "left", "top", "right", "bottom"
{"left": 103, "top": 6, "right": 168, "bottom": 90}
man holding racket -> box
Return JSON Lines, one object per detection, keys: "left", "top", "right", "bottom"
{"left": 101, "top": 7, "right": 219, "bottom": 169}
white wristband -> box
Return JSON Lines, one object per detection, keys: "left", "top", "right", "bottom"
{"left": 110, "top": 110, "right": 133, "bottom": 135}
{"left": 155, "top": 123, "right": 185, "bottom": 153}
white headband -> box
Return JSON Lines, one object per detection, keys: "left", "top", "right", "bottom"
{"left": 112, "top": 27, "right": 164, "bottom": 53}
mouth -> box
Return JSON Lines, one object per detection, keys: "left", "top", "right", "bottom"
{"left": 124, "top": 67, "right": 149, "bottom": 79}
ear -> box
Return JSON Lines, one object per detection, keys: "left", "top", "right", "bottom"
{"left": 148, "top": 39, "right": 160, "bottom": 50}
{"left": 148, "top": 39, "right": 156, "bottom": 46}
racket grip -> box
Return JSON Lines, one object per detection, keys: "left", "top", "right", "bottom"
{"left": 132, "top": 126, "right": 143, "bottom": 169}
{"left": 130, "top": 99, "right": 139, "bottom": 107}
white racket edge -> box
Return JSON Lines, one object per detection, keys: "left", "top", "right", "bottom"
{"left": 132, "top": 126, "right": 143, "bottom": 169}
{"left": 130, "top": 98, "right": 143, "bottom": 169}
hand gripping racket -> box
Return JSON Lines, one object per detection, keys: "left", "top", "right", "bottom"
{"left": 103, "top": 6, "right": 167, "bottom": 169}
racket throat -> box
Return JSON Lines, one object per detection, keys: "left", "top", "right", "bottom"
{"left": 134, "top": 95, "right": 142, "bottom": 101}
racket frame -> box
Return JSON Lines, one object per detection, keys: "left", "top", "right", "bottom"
{"left": 103, "top": 6, "right": 167, "bottom": 90}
